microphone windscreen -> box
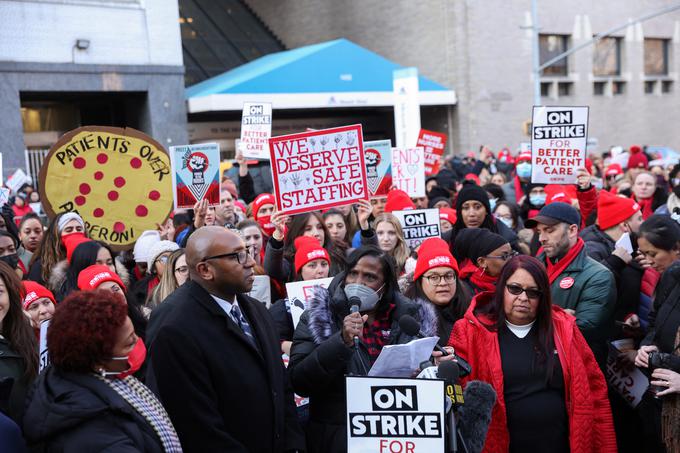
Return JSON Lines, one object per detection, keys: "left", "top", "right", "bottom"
{"left": 437, "top": 360, "right": 460, "bottom": 384}
{"left": 398, "top": 314, "right": 421, "bottom": 337}
{"left": 458, "top": 381, "right": 497, "bottom": 453}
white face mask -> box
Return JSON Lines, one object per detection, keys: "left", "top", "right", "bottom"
{"left": 497, "top": 216, "right": 514, "bottom": 229}
{"left": 516, "top": 163, "right": 532, "bottom": 178}
{"left": 344, "top": 283, "right": 385, "bottom": 312}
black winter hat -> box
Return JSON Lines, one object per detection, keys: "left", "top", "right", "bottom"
{"left": 453, "top": 228, "right": 509, "bottom": 263}
{"left": 455, "top": 183, "right": 491, "bottom": 214}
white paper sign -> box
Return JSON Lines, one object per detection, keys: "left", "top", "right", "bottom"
{"left": 286, "top": 277, "right": 334, "bottom": 328}
{"left": 6, "top": 168, "right": 29, "bottom": 194}
{"left": 39, "top": 319, "right": 50, "bottom": 372}
{"left": 393, "top": 208, "right": 441, "bottom": 250}
{"left": 240, "top": 102, "right": 272, "bottom": 159}
{"left": 368, "top": 336, "right": 440, "bottom": 378}
{"left": 393, "top": 67, "right": 421, "bottom": 148}
{"left": 346, "top": 376, "right": 445, "bottom": 453}
{"left": 605, "top": 339, "right": 648, "bottom": 408}
{"left": 248, "top": 275, "right": 271, "bottom": 308}
{"left": 391, "top": 147, "right": 425, "bottom": 197}
{"left": 531, "top": 106, "right": 589, "bottom": 184}
{"left": 0, "top": 188, "right": 9, "bottom": 206}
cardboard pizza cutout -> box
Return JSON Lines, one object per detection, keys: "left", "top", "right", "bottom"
{"left": 39, "top": 126, "right": 173, "bottom": 251}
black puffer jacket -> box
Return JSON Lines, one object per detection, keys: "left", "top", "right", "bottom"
{"left": 23, "top": 367, "right": 165, "bottom": 452}
{"left": 289, "top": 275, "right": 419, "bottom": 453}
{"left": 642, "top": 261, "right": 680, "bottom": 353}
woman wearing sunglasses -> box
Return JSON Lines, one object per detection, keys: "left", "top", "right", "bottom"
{"left": 449, "top": 255, "right": 616, "bottom": 453}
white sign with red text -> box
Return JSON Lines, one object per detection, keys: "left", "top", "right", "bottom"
{"left": 239, "top": 102, "right": 272, "bottom": 159}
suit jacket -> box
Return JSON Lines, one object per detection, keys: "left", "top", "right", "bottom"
{"left": 146, "top": 281, "right": 304, "bottom": 453}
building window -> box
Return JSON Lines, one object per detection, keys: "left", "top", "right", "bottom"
{"left": 557, "top": 82, "right": 572, "bottom": 96}
{"left": 662, "top": 81, "right": 673, "bottom": 93}
{"left": 593, "top": 37, "right": 621, "bottom": 76}
{"left": 644, "top": 38, "right": 669, "bottom": 75}
{"left": 539, "top": 34, "right": 569, "bottom": 76}
{"left": 540, "top": 82, "right": 551, "bottom": 97}
{"left": 593, "top": 81, "right": 606, "bottom": 95}
{"left": 612, "top": 81, "right": 626, "bottom": 95}
{"left": 645, "top": 81, "right": 656, "bottom": 94}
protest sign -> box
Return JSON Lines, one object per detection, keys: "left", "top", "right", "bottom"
{"left": 346, "top": 376, "right": 445, "bottom": 453}
{"left": 248, "top": 275, "right": 271, "bottom": 308}
{"left": 393, "top": 209, "right": 441, "bottom": 250}
{"left": 240, "top": 102, "right": 272, "bottom": 159}
{"left": 0, "top": 188, "right": 9, "bottom": 206}
{"left": 39, "top": 126, "right": 173, "bottom": 251}
{"left": 170, "top": 142, "right": 220, "bottom": 210}
{"left": 286, "top": 277, "right": 334, "bottom": 329}
{"left": 39, "top": 319, "right": 50, "bottom": 372}
{"left": 364, "top": 139, "right": 392, "bottom": 198}
{"left": 6, "top": 168, "right": 29, "bottom": 194}
{"left": 531, "top": 106, "right": 589, "bottom": 184}
{"left": 269, "top": 125, "right": 368, "bottom": 215}
{"left": 605, "top": 339, "right": 648, "bottom": 408}
{"left": 416, "top": 129, "right": 448, "bottom": 175}
{"left": 393, "top": 67, "right": 421, "bottom": 148}
{"left": 391, "top": 147, "right": 425, "bottom": 197}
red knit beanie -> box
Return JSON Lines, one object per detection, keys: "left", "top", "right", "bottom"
{"left": 545, "top": 185, "right": 576, "bottom": 205}
{"left": 294, "top": 236, "right": 330, "bottom": 272}
{"left": 22, "top": 281, "right": 56, "bottom": 310}
{"left": 61, "top": 232, "right": 92, "bottom": 263}
{"left": 77, "top": 264, "right": 126, "bottom": 292}
{"left": 605, "top": 164, "right": 623, "bottom": 177}
{"left": 627, "top": 145, "right": 648, "bottom": 169}
{"left": 439, "top": 208, "right": 457, "bottom": 225}
{"left": 516, "top": 150, "right": 532, "bottom": 164}
{"left": 414, "top": 237, "right": 459, "bottom": 281}
{"left": 252, "top": 193, "right": 276, "bottom": 219}
{"left": 384, "top": 189, "right": 415, "bottom": 213}
{"left": 464, "top": 173, "right": 481, "bottom": 185}
{"left": 597, "top": 190, "right": 641, "bottom": 231}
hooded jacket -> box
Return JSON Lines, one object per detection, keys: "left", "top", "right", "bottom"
{"left": 23, "top": 367, "right": 165, "bottom": 452}
{"left": 449, "top": 292, "right": 617, "bottom": 453}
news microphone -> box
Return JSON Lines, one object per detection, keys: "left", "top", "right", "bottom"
{"left": 438, "top": 361, "right": 463, "bottom": 453}
{"left": 349, "top": 298, "right": 361, "bottom": 349}
{"left": 458, "top": 381, "right": 497, "bottom": 453}
{"left": 399, "top": 315, "right": 472, "bottom": 377}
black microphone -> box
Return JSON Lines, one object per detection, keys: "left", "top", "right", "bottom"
{"left": 457, "top": 381, "right": 497, "bottom": 453}
{"left": 438, "top": 361, "right": 462, "bottom": 453}
{"left": 349, "top": 298, "right": 361, "bottom": 348}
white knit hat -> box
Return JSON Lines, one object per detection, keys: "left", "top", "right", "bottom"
{"left": 133, "top": 230, "right": 161, "bottom": 263}
{"left": 147, "top": 240, "right": 180, "bottom": 271}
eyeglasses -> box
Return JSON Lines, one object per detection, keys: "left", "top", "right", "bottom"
{"left": 423, "top": 272, "right": 456, "bottom": 285}
{"left": 485, "top": 251, "right": 519, "bottom": 261}
{"left": 202, "top": 250, "right": 249, "bottom": 265}
{"left": 174, "top": 266, "right": 188, "bottom": 275}
{"left": 506, "top": 283, "right": 542, "bottom": 300}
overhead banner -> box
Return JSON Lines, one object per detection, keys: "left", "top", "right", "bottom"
{"left": 393, "top": 208, "right": 441, "bottom": 250}
{"left": 240, "top": 102, "right": 272, "bottom": 159}
{"left": 269, "top": 125, "right": 368, "bottom": 215}
{"left": 346, "top": 376, "right": 445, "bottom": 453}
{"left": 364, "top": 139, "right": 392, "bottom": 198}
{"left": 393, "top": 68, "right": 421, "bottom": 149}
{"left": 391, "top": 147, "right": 425, "bottom": 198}
{"left": 39, "top": 126, "right": 173, "bottom": 251}
{"left": 286, "top": 277, "right": 334, "bottom": 328}
{"left": 416, "top": 129, "right": 448, "bottom": 175}
{"left": 531, "top": 106, "right": 589, "bottom": 184}
{"left": 170, "top": 143, "right": 220, "bottom": 210}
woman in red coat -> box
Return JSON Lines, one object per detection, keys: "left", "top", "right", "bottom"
{"left": 449, "top": 255, "right": 616, "bottom": 453}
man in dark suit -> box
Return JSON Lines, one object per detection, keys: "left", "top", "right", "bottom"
{"left": 147, "top": 226, "right": 304, "bottom": 452}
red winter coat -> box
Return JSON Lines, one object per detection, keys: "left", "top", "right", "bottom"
{"left": 449, "top": 292, "right": 616, "bottom": 453}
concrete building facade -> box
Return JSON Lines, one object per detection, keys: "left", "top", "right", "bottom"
{"left": 0, "top": 0, "right": 187, "bottom": 178}
{"left": 245, "top": 0, "right": 680, "bottom": 155}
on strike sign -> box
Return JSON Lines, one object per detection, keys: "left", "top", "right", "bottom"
{"left": 240, "top": 102, "right": 272, "bottom": 159}
{"left": 346, "top": 376, "right": 444, "bottom": 453}
{"left": 416, "top": 129, "right": 447, "bottom": 175}
{"left": 393, "top": 209, "right": 441, "bottom": 250}
{"left": 531, "top": 106, "right": 589, "bottom": 184}
{"left": 269, "top": 125, "right": 368, "bottom": 215}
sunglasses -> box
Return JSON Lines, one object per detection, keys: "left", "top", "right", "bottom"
{"left": 506, "top": 283, "right": 542, "bottom": 300}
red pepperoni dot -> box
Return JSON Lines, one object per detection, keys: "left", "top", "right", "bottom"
{"left": 93, "top": 208, "right": 104, "bottom": 218}
{"left": 108, "top": 190, "right": 119, "bottom": 201}
{"left": 97, "top": 153, "right": 108, "bottom": 164}
{"left": 74, "top": 196, "right": 86, "bottom": 206}
{"left": 94, "top": 171, "right": 104, "bottom": 180}
{"left": 113, "top": 222, "right": 125, "bottom": 233}
{"left": 79, "top": 183, "right": 91, "bottom": 195}
{"left": 135, "top": 205, "right": 148, "bottom": 217}
{"left": 130, "top": 158, "right": 142, "bottom": 169}
{"left": 73, "top": 157, "right": 86, "bottom": 169}
{"left": 148, "top": 190, "right": 161, "bottom": 201}
{"left": 114, "top": 177, "right": 126, "bottom": 188}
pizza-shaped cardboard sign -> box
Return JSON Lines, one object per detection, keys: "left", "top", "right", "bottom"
{"left": 39, "top": 126, "right": 173, "bottom": 251}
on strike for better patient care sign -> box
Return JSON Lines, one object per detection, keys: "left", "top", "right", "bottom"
{"left": 269, "top": 124, "right": 369, "bottom": 215}
{"left": 530, "top": 106, "right": 589, "bottom": 185}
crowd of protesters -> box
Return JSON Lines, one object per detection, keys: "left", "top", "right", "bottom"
{"left": 0, "top": 143, "right": 679, "bottom": 452}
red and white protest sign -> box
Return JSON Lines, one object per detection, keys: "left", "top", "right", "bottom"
{"left": 531, "top": 106, "right": 589, "bottom": 184}
{"left": 239, "top": 102, "right": 272, "bottom": 159}
{"left": 269, "top": 125, "right": 368, "bottom": 215}
{"left": 391, "top": 147, "right": 425, "bottom": 197}
{"left": 416, "top": 129, "right": 447, "bottom": 175}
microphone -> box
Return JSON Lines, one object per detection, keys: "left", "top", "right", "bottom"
{"left": 399, "top": 315, "right": 472, "bottom": 377}
{"left": 349, "top": 298, "right": 361, "bottom": 349}
{"left": 438, "top": 361, "right": 462, "bottom": 453}
{"left": 457, "top": 381, "right": 497, "bottom": 453}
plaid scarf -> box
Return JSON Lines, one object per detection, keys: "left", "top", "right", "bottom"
{"left": 362, "top": 304, "right": 395, "bottom": 364}
{"left": 97, "top": 375, "right": 183, "bottom": 453}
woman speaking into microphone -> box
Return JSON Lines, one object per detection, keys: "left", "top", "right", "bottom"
{"left": 449, "top": 255, "right": 616, "bottom": 453}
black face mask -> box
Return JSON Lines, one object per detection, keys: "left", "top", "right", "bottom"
{"left": 0, "top": 254, "right": 19, "bottom": 270}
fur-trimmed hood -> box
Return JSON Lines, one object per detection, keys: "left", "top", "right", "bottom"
{"left": 47, "top": 258, "right": 132, "bottom": 297}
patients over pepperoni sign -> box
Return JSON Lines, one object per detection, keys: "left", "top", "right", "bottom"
{"left": 39, "top": 126, "right": 173, "bottom": 251}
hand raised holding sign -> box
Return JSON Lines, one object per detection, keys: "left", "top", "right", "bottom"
{"left": 193, "top": 199, "right": 209, "bottom": 229}
{"left": 356, "top": 199, "right": 373, "bottom": 230}
{"left": 575, "top": 167, "right": 592, "bottom": 190}
{"left": 235, "top": 149, "right": 249, "bottom": 178}
{"left": 271, "top": 210, "right": 289, "bottom": 241}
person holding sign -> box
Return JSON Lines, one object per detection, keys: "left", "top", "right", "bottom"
{"left": 289, "top": 245, "right": 419, "bottom": 453}
{"left": 449, "top": 255, "right": 616, "bottom": 453}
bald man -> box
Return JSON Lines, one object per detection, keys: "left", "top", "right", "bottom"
{"left": 146, "top": 227, "right": 303, "bottom": 453}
